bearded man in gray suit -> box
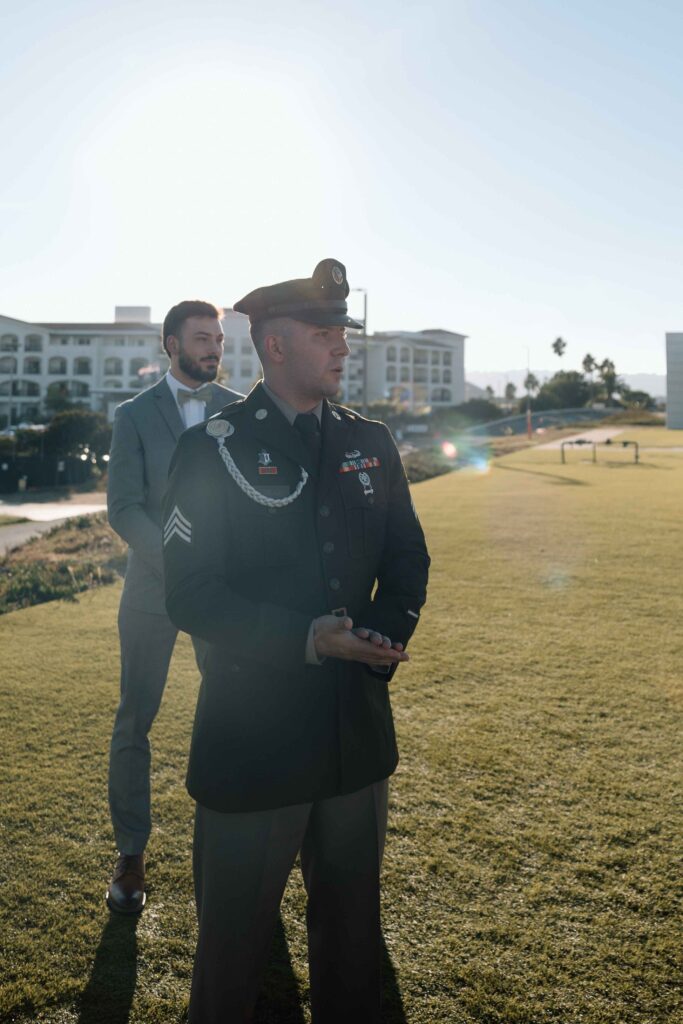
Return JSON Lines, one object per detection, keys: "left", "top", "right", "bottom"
{"left": 105, "top": 300, "right": 242, "bottom": 913}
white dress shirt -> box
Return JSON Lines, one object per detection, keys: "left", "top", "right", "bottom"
{"left": 165, "top": 370, "right": 209, "bottom": 429}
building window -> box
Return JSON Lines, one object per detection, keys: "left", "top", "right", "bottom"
{"left": 74, "top": 357, "right": 92, "bottom": 375}
{"left": 240, "top": 361, "right": 252, "bottom": 377}
{"left": 414, "top": 348, "right": 428, "bottom": 365}
{"left": 387, "top": 366, "right": 397, "bottom": 382}
{"left": 0, "top": 379, "right": 40, "bottom": 397}
{"left": 431, "top": 351, "right": 439, "bottom": 364}
{"left": 224, "top": 339, "right": 234, "bottom": 353}
{"left": 223, "top": 360, "right": 235, "bottom": 376}
{"left": 431, "top": 387, "right": 451, "bottom": 403}
{"left": 77, "top": 337, "right": 92, "bottom": 346}
{"left": 1, "top": 334, "right": 19, "bottom": 352}
{"left": 104, "top": 357, "right": 123, "bottom": 375}
{"left": 400, "top": 347, "right": 410, "bottom": 363}
{"left": 443, "top": 352, "right": 452, "bottom": 367}
{"left": 47, "top": 380, "right": 89, "bottom": 399}
{"left": 414, "top": 368, "right": 427, "bottom": 383}
{"left": 400, "top": 366, "right": 410, "bottom": 383}
{"left": 25, "top": 334, "right": 43, "bottom": 352}
{"left": 103, "top": 379, "right": 123, "bottom": 389}
{"left": 386, "top": 346, "right": 397, "bottom": 362}
{"left": 23, "top": 357, "right": 41, "bottom": 375}
{"left": 129, "top": 358, "right": 147, "bottom": 376}
{"left": 48, "top": 356, "right": 68, "bottom": 374}
{"left": 241, "top": 342, "right": 252, "bottom": 355}
{"left": 431, "top": 368, "right": 440, "bottom": 383}
{"left": 112, "top": 338, "right": 126, "bottom": 347}
{"left": 129, "top": 379, "right": 141, "bottom": 389}
{"left": 0, "top": 355, "right": 17, "bottom": 373}
{"left": 443, "top": 369, "right": 451, "bottom": 384}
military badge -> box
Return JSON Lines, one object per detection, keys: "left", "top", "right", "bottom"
{"left": 206, "top": 419, "right": 234, "bottom": 438}
{"left": 163, "top": 505, "right": 192, "bottom": 546}
{"left": 258, "top": 450, "right": 278, "bottom": 475}
{"left": 359, "top": 471, "right": 374, "bottom": 497}
{"left": 332, "top": 265, "right": 344, "bottom": 285}
{"left": 339, "top": 455, "right": 381, "bottom": 474}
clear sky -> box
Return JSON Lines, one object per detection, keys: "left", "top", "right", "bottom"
{"left": 1, "top": 0, "right": 681, "bottom": 375}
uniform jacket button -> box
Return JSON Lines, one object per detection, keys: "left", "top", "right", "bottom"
{"left": 323, "top": 541, "right": 335, "bottom": 554}
{"left": 329, "top": 578, "right": 341, "bottom": 591}
{"left": 319, "top": 505, "right": 330, "bottom": 517}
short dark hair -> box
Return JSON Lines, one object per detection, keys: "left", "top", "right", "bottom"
{"left": 162, "top": 300, "right": 223, "bottom": 356}
{"left": 249, "top": 317, "right": 292, "bottom": 356}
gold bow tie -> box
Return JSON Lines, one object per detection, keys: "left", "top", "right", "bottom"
{"left": 177, "top": 383, "right": 213, "bottom": 405}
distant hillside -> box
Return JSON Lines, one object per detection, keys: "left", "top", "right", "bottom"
{"left": 467, "top": 369, "right": 666, "bottom": 397}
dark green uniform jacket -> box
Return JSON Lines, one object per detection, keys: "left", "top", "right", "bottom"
{"left": 163, "top": 383, "right": 430, "bottom": 813}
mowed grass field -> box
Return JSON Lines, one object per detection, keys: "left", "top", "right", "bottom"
{"left": 1, "top": 426, "right": 682, "bottom": 1023}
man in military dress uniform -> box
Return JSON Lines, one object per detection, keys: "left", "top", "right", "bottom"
{"left": 162, "top": 260, "right": 430, "bottom": 1023}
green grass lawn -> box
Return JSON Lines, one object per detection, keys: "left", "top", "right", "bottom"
{"left": 1, "top": 434, "right": 682, "bottom": 1023}
{"left": 0, "top": 514, "right": 28, "bottom": 526}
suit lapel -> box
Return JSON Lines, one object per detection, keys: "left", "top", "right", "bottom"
{"left": 153, "top": 378, "right": 184, "bottom": 442}
{"left": 207, "top": 384, "right": 235, "bottom": 418}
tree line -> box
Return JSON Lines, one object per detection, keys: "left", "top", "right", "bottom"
{"left": 497, "top": 337, "right": 655, "bottom": 413}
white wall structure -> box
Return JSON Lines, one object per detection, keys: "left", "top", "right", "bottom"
{"left": 666, "top": 333, "right": 683, "bottom": 429}
{"left": 340, "top": 329, "right": 467, "bottom": 411}
{"left": 0, "top": 310, "right": 467, "bottom": 425}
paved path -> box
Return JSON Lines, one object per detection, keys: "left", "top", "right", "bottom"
{"left": 0, "top": 519, "right": 66, "bottom": 556}
{"left": 536, "top": 428, "right": 624, "bottom": 450}
{"left": 0, "top": 495, "right": 106, "bottom": 522}
{"left": 0, "top": 492, "right": 107, "bottom": 555}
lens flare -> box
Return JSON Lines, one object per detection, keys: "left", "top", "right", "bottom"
{"left": 441, "top": 441, "right": 458, "bottom": 459}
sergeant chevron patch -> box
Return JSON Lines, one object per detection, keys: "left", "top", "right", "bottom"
{"left": 163, "top": 505, "right": 192, "bottom": 546}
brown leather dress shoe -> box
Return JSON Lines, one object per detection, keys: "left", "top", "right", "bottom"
{"left": 106, "top": 853, "right": 146, "bottom": 914}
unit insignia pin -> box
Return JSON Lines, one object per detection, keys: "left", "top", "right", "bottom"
{"left": 258, "top": 449, "right": 278, "bottom": 475}
{"left": 345, "top": 450, "right": 361, "bottom": 459}
{"left": 332, "top": 265, "right": 344, "bottom": 285}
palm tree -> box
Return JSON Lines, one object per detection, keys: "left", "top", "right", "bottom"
{"left": 598, "top": 359, "right": 618, "bottom": 407}
{"left": 552, "top": 336, "right": 567, "bottom": 359}
{"left": 582, "top": 353, "right": 597, "bottom": 405}
{"left": 504, "top": 382, "right": 517, "bottom": 402}
{"left": 523, "top": 372, "right": 540, "bottom": 395}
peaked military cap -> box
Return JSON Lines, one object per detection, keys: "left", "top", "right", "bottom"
{"left": 233, "top": 258, "right": 364, "bottom": 329}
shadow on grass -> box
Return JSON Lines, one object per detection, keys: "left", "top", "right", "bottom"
{"left": 252, "top": 925, "right": 407, "bottom": 1024}
{"left": 495, "top": 463, "right": 588, "bottom": 485}
{"left": 77, "top": 912, "right": 138, "bottom": 1024}
{"left": 381, "top": 937, "right": 408, "bottom": 1023}
{"left": 253, "top": 916, "right": 306, "bottom": 1024}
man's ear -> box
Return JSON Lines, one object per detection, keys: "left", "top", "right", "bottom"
{"left": 263, "top": 332, "right": 286, "bottom": 364}
{"left": 167, "top": 334, "right": 179, "bottom": 356}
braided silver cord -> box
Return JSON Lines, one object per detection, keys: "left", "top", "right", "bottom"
{"left": 216, "top": 437, "right": 308, "bottom": 507}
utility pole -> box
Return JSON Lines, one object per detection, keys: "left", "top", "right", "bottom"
{"left": 351, "top": 288, "right": 368, "bottom": 416}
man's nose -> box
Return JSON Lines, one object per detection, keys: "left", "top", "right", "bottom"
{"left": 335, "top": 334, "right": 351, "bottom": 356}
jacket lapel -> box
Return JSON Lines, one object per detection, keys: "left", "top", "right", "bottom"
{"left": 207, "top": 383, "right": 235, "bottom": 418}
{"left": 153, "top": 378, "right": 184, "bottom": 442}
{"left": 318, "top": 402, "right": 353, "bottom": 502}
{"left": 241, "top": 383, "right": 318, "bottom": 478}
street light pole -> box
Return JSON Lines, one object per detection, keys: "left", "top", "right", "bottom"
{"left": 351, "top": 288, "right": 368, "bottom": 416}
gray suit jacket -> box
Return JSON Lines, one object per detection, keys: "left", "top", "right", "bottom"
{"left": 107, "top": 377, "right": 242, "bottom": 614}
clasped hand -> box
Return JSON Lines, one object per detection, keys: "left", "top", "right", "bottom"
{"left": 313, "top": 615, "right": 408, "bottom": 668}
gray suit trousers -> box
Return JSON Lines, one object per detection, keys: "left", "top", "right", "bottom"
{"left": 108, "top": 603, "right": 204, "bottom": 853}
{"left": 189, "top": 779, "right": 389, "bottom": 1024}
